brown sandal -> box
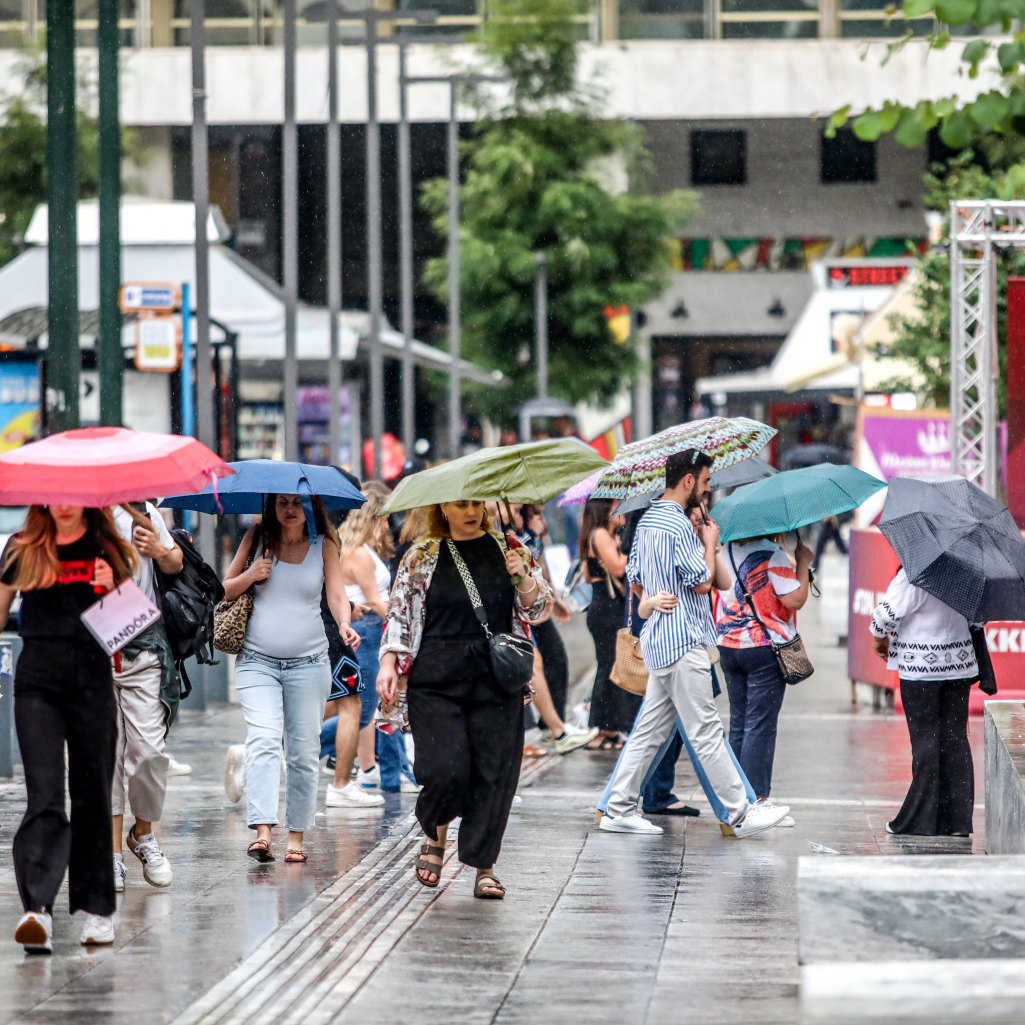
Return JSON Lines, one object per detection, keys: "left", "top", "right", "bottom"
{"left": 474, "top": 872, "right": 505, "bottom": 900}
{"left": 247, "top": 839, "right": 275, "bottom": 863}
{"left": 414, "top": 842, "right": 445, "bottom": 887}
{"left": 284, "top": 849, "right": 307, "bottom": 864}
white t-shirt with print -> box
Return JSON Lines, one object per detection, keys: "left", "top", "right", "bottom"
{"left": 113, "top": 503, "right": 176, "bottom": 603}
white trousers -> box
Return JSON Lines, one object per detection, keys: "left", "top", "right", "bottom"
{"left": 111, "top": 650, "right": 169, "bottom": 822}
{"left": 606, "top": 646, "right": 750, "bottom": 825}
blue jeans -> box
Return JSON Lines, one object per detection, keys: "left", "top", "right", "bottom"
{"left": 641, "top": 730, "right": 683, "bottom": 811}
{"left": 719, "top": 645, "right": 787, "bottom": 798}
{"left": 235, "top": 649, "right": 332, "bottom": 832}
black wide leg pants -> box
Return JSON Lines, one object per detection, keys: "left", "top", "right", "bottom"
{"left": 13, "top": 639, "right": 117, "bottom": 916}
{"left": 407, "top": 638, "right": 524, "bottom": 868}
{"left": 890, "top": 677, "right": 975, "bottom": 837}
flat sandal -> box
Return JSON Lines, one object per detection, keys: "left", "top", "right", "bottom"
{"left": 247, "top": 839, "right": 275, "bottom": 863}
{"left": 415, "top": 842, "right": 445, "bottom": 888}
{"left": 474, "top": 871, "right": 505, "bottom": 900}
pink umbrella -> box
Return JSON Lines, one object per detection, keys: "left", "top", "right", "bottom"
{"left": 558, "top": 469, "right": 604, "bottom": 507}
{"left": 0, "top": 427, "right": 235, "bottom": 506}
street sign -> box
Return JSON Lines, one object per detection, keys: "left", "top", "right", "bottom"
{"left": 134, "top": 315, "right": 181, "bottom": 372}
{"left": 120, "top": 282, "right": 179, "bottom": 313}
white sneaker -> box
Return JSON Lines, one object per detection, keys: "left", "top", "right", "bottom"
{"left": 555, "top": 725, "right": 600, "bottom": 755}
{"left": 224, "top": 744, "right": 246, "bottom": 804}
{"left": 113, "top": 854, "right": 126, "bottom": 893}
{"left": 127, "top": 828, "right": 173, "bottom": 887}
{"left": 357, "top": 765, "right": 381, "bottom": 788}
{"left": 399, "top": 778, "right": 422, "bottom": 793}
{"left": 14, "top": 911, "right": 52, "bottom": 954}
{"left": 80, "top": 913, "right": 115, "bottom": 946}
{"left": 599, "top": 812, "right": 663, "bottom": 834}
{"left": 757, "top": 798, "right": 795, "bottom": 827}
{"left": 167, "top": 756, "right": 192, "bottom": 776}
{"left": 511, "top": 795, "right": 522, "bottom": 808}
{"left": 326, "top": 781, "right": 385, "bottom": 807}
{"left": 733, "top": 802, "right": 791, "bottom": 839}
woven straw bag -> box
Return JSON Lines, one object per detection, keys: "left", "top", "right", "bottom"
{"left": 610, "top": 594, "right": 648, "bottom": 695}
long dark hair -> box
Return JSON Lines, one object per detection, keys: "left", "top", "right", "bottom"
{"left": 255, "top": 494, "right": 338, "bottom": 558}
{"left": 579, "top": 498, "right": 615, "bottom": 561}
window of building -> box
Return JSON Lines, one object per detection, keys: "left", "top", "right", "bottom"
{"left": 618, "top": 0, "right": 705, "bottom": 40}
{"left": 821, "top": 128, "right": 877, "bottom": 184}
{"left": 691, "top": 130, "right": 747, "bottom": 186}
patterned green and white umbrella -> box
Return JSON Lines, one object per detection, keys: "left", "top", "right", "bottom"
{"left": 591, "top": 417, "right": 776, "bottom": 500}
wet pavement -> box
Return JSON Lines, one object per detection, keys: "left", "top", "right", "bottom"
{"left": 0, "top": 597, "right": 987, "bottom": 1024}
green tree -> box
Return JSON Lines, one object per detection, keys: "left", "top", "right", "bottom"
{"left": 876, "top": 152, "right": 1024, "bottom": 412}
{"left": 0, "top": 47, "right": 101, "bottom": 269}
{"left": 420, "top": 0, "right": 697, "bottom": 426}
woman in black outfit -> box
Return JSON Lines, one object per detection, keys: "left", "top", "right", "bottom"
{"left": 581, "top": 499, "right": 639, "bottom": 749}
{"left": 377, "top": 500, "right": 552, "bottom": 899}
{"left": 0, "top": 504, "right": 136, "bottom": 952}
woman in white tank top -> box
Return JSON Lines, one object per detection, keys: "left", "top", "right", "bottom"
{"left": 221, "top": 493, "right": 360, "bottom": 862}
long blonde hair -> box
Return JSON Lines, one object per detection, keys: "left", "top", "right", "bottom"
{"left": 337, "top": 481, "right": 394, "bottom": 561}
{"left": 2, "top": 506, "right": 136, "bottom": 592}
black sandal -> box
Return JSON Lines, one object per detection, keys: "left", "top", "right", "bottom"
{"left": 248, "top": 839, "right": 275, "bottom": 862}
{"left": 474, "top": 871, "right": 505, "bottom": 899}
{"left": 415, "top": 843, "right": 445, "bottom": 887}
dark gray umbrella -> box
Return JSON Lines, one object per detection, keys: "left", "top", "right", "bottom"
{"left": 878, "top": 474, "right": 1025, "bottom": 622}
{"left": 614, "top": 456, "right": 777, "bottom": 517}
{"left": 781, "top": 444, "right": 848, "bottom": 470}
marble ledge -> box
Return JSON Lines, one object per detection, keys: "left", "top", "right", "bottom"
{"left": 985, "top": 701, "right": 1025, "bottom": 855}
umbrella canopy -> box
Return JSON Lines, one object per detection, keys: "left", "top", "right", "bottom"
{"left": 615, "top": 456, "right": 779, "bottom": 518}
{"left": 160, "top": 460, "right": 365, "bottom": 513}
{"left": 379, "top": 439, "right": 608, "bottom": 516}
{"left": 780, "top": 443, "right": 848, "bottom": 471}
{"left": 878, "top": 474, "right": 1025, "bottom": 622}
{"left": 557, "top": 469, "right": 604, "bottom": 508}
{"left": 713, "top": 463, "right": 886, "bottom": 544}
{"left": 0, "top": 427, "right": 233, "bottom": 507}
{"left": 592, "top": 417, "right": 775, "bottom": 500}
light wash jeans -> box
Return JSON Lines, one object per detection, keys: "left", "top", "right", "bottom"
{"left": 235, "top": 648, "right": 332, "bottom": 832}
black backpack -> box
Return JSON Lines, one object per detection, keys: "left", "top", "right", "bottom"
{"left": 154, "top": 528, "right": 225, "bottom": 696}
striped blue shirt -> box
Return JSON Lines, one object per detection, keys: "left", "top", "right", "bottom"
{"left": 626, "top": 500, "right": 716, "bottom": 669}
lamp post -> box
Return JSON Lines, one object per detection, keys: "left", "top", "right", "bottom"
{"left": 535, "top": 251, "right": 547, "bottom": 400}
{"left": 283, "top": 0, "right": 298, "bottom": 460}
{"left": 326, "top": 0, "right": 342, "bottom": 466}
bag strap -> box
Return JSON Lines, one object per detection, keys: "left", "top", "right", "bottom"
{"left": 446, "top": 539, "right": 492, "bottom": 639}
{"left": 727, "top": 543, "right": 775, "bottom": 648}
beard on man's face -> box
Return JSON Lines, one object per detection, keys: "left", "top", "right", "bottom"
{"left": 685, "top": 478, "right": 702, "bottom": 510}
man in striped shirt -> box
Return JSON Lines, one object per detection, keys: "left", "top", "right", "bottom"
{"left": 601, "top": 448, "right": 790, "bottom": 839}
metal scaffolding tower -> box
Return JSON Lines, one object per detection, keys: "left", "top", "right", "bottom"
{"left": 949, "top": 200, "right": 1025, "bottom": 496}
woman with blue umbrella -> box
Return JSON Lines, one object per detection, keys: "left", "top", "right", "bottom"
{"left": 163, "top": 462, "right": 365, "bottom": 863}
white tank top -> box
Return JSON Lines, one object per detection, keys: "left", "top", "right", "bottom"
{"left": 244, "top": 537, "right": 328, "bottom": 658}
{"left": 345, "top": 543, "right": 392, "bottom": 607}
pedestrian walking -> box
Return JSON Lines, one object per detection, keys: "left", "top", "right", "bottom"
{"left": 222, "top": 493, "right": 359, "bottom": 863}
{"left": 0, "top": 505, "right": 137, "bottom": 951}
{"left": 870, "top": 569, "right": 979, "bottom": 836}
{"left": 110, "top": 502, "right": 184, "bottom": 892}
{"left": 378, "top": 500, "right": 552, "bottom": 898}
{"left": 716, "top": 531, "right": 812, "bottom": 824}
{"left": 811, "top": 515, "right": 848, "bottom": 571}
{"left": 580, "top": 499, "right": 639, "bottom": 749}
{"left": 600, "top": 449, "right": 790, "bottom": 838}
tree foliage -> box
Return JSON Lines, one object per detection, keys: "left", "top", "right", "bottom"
{"left": 420, "top": 0, "right": 698, "bottom": 426}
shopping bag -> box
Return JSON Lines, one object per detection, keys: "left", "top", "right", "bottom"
{"left": 80, "top": 579, "right": 162, "bottom": 655}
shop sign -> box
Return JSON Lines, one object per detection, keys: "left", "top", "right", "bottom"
{"left": 120, "top": 282, "right": 179, "bottom": 313}
{"left": 134, "top": 316, "right": 181, "bottom": 372}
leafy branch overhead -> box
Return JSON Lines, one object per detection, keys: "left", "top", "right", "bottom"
{"left": 829, "top": 0, "right": 1025, "bottom": 151}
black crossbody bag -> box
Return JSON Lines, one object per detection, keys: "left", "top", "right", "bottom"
{"left": 728, "top": 543, "right": 814, "bottom": 686}
{"left": 446, "top": 538, "right": 535, "bottom": 694}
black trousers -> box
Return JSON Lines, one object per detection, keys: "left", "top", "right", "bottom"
{"left": 587, "top": 592, "right": 641, "bottom": 733}
{"left": 890, "top": 678, "right": 975, "bottom": 836}
{"left": 407, "top": 638, "right": 524, "bottom": 869}
{"left": 533, "top": 617, "right": 568, "bottom": 721}
{"left": 13, "top": 639, "right": 117, "bottom": 916}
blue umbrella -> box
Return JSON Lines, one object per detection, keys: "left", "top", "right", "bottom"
{"left": 161, "top": 460, "right": 365, "bottom": 542}
{"left": 712, "top": 463, "right": 885, "bottom": 544}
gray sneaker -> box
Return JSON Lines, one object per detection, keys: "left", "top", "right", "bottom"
{"left": 113, "top": 854, "right": 126, "bottom": 893}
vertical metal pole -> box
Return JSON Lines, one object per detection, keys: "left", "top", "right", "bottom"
{"left": 181, "top": 283, "right": 194, "bottom": 437}
{"left": 447, "top": 82, "right": 461, "bottom": 460}
{"left": 367, "top": 18, "right": 384, "bottom": 479}
{"left": 983, "top": 222, "right": 998, "bottom": 496}
{"left": 47, "top": 0, "right": 80, "bottom": 432}
{"left": 283, "top": 0, "right": 299, "bottom": 461}
{"left": 398, "top": 42, "right": 416, "bottom": 456}
{"left": 98, "top": 0, "right": 123, "bottom": 427}
{"left": 949, "top": 200, "right": 963, "bottom": 479}
{"left": 534, "top": 250, "right": 547, "bottom": 399}
{"left": 327, "top": 0, "right": 342, "bottom": 467}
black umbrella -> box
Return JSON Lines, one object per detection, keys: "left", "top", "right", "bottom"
{"left": 878, "top": 474, "right": 1025, "bottom": 622}
{"left": 781, "top": 444, "right": 848, "bottom": 470}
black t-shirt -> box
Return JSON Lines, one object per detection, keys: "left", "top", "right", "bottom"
{"left": 2, "top": 533, "right": 105, "bottom": 642}
{"left": 423, "top": 534, "right": 514, "bottom": 639}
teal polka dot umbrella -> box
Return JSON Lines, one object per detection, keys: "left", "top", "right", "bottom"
{"left": 591, "top": 417, "right": 776, "bottom": 500}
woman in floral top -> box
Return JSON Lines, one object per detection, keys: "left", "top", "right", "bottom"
{"left": 378, "top": 500, "right": 552, "bottom": 899}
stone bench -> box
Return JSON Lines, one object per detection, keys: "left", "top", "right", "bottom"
{"left": 797, "top": 856, "right": 1025, "bottom": 963}
{"left": 985, "top": 700, "right": 1025, "bottom": 855}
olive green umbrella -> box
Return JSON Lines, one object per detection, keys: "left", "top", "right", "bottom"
{"left": 378, "top": 438, "right": 609, "bottom": 515}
